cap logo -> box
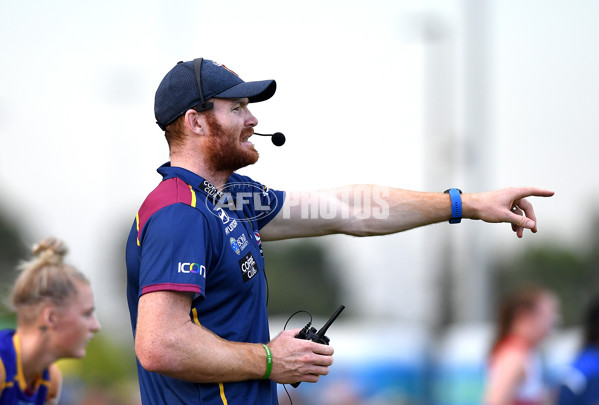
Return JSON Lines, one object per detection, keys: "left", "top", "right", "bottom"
{"left": 211, "top": 60, "right": 239, "bottom": 77}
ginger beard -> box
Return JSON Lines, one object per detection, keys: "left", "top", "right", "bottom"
{"left": 204, "top": 111, "right": 259, "bottom": 173}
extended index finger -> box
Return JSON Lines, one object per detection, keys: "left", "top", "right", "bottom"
{"left": 515, "top": 187, "right": 555, "bottom": 199}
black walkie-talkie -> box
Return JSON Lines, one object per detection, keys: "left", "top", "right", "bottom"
{"left": 292, "top": 305, "right": 345, "bottom": 387}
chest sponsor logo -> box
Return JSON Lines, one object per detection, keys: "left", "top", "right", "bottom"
{"left": 229, "top": 233, "right": 249, "bottom": 255}
{"left": 202, "top": 179, "right": 223, "bottom": 200}
{"left": 215, "top": 207, "right": 230, "bottom": 224}
{"left": 230, "top": 237, "right": 241, "bottom": 255}
{"left": 238, "top": 251, "right": 258, "bottom": 282}
{"left": 177, "top": 262, "right": 206, "bottom": 278}
{"left": 224, "top": 219, "right": 238, "bottom": 235}
{"left": 254, "top": 231, "right": 264, "bottom": 257}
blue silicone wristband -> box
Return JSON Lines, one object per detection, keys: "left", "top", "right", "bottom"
{"left": 444, "top": 188, "right": 462, "bottom": 224}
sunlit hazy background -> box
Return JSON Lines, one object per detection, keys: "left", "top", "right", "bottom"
{"left": 1, "top": 0, "right": 598, "bottom": 404}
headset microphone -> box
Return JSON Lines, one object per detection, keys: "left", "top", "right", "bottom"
{"left": 253, "top": 132, "right": 286, "bottom": 146}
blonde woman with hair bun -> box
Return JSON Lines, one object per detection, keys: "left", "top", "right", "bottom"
{"left": 0, "top": 237, "right": 101, "bottom": 404}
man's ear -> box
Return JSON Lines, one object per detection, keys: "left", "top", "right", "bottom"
{"left": 184, "top": 109, "right": 206, "bottom": 136}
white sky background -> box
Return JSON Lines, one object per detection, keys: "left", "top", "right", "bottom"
{"left": 0, "top": 0, "right": 598, "bottom": 330}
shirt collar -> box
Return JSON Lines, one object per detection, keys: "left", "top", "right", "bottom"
{"left": 157, "top": 162, "right": 225, "bottom": 204}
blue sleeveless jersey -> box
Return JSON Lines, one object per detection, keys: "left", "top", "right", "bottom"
{"left": 0, "top": 330, "right": 51, "bottom": 405}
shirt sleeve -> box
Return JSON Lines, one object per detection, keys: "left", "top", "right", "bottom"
{"left": 138, "top": 203, "right": 212, "bottom": 297}
{"left": 240, "top": 177, "right": 284, "bottom": 230}
{"left": 225, "top": 173, "right": 285, "bottom": 230}
{"left": 256, "top": 187, "right": 285, "bottom": 230}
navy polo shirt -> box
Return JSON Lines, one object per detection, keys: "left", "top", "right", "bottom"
{"left": 126, "top": 163, "right": 285, "bottom": 405}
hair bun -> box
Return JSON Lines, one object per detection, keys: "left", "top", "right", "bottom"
{"left": 32, "top": 237, "right": 68, "bottom": 265}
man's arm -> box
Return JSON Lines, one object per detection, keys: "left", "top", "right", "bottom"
{"left": 260, "top": 185, "right": 554, "bottom": 241}
{"left": 135, "top": 290, "right": 334, "bottom": 384}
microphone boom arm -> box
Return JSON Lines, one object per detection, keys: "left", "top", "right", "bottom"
{"left": 253, "top": 132, "right": 286, "bottom": 146}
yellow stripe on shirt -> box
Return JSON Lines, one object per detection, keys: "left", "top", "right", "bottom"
{"left": 12, "top": 334, "right": 27, "bottom": 392}
{"left": 189, "top": 185, "right": 197, "bottom": 208}
{"left": 191, "top": 308, "right": 200, "bottom": 326}
{"left": 0, "top": 357, "right": 6, "bottom": 392}
{"left": 190, "top": 309, "right": 228, "bottom": 404}
{"left": 219, "top": 383, "right": 229, "bottom": 405}
{"left": 136, "top": 212, "right": 140, "bottom": 246}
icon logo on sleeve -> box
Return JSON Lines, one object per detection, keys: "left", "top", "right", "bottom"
{"left": 177, "top": 262, "right": 206, "bottom": 278}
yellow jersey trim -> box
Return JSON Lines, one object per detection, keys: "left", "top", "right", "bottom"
{"left": 191, "top": 308, "right": 201, "bottom": 326}
{"left": 136, "top": 212, "right": 141, "bottom": 246}
{"left": 218, "top": 383, "right": 229, "bottom": 405}
{"left": 189, "top": 185, "right": 197, "bottom": 208}
{"left": 190, "top": 309, "right": 227, "bottom": 404}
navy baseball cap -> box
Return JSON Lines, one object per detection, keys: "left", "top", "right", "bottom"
{"left": 154, "top": 58, "right": 276, "bottom": 130}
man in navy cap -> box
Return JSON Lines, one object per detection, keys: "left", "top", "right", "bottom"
{"left": 126, "top": 58, "right": 554, "bottom": 405}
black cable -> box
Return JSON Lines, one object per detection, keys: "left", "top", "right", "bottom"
{"left": 283, "top": 384, "right": 292, "bottom": 405}
{"left": 264, "top": 265, "right": 269, "bottom": 307}
{"left": 279, "top": 310, "right": 313, "bottom": 405}
{"left": 284, "top": 310, "right": 312, "bottom": 330}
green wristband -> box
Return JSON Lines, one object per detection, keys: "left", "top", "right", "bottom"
{"left": 262, "top": 344, "right": 273, "bottom": 379}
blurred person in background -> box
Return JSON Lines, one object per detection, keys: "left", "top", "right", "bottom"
{"left": 0, "top": 237, "right": 101, "bottom": 405}
{"left": 127, "top": 57, "right": 555, "bottom": 405}
{"left": 555, "top": 298, "right": 599, "bottom": 404}
{"left": 483, "top": 286, "right": 560, "bottom": 405}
